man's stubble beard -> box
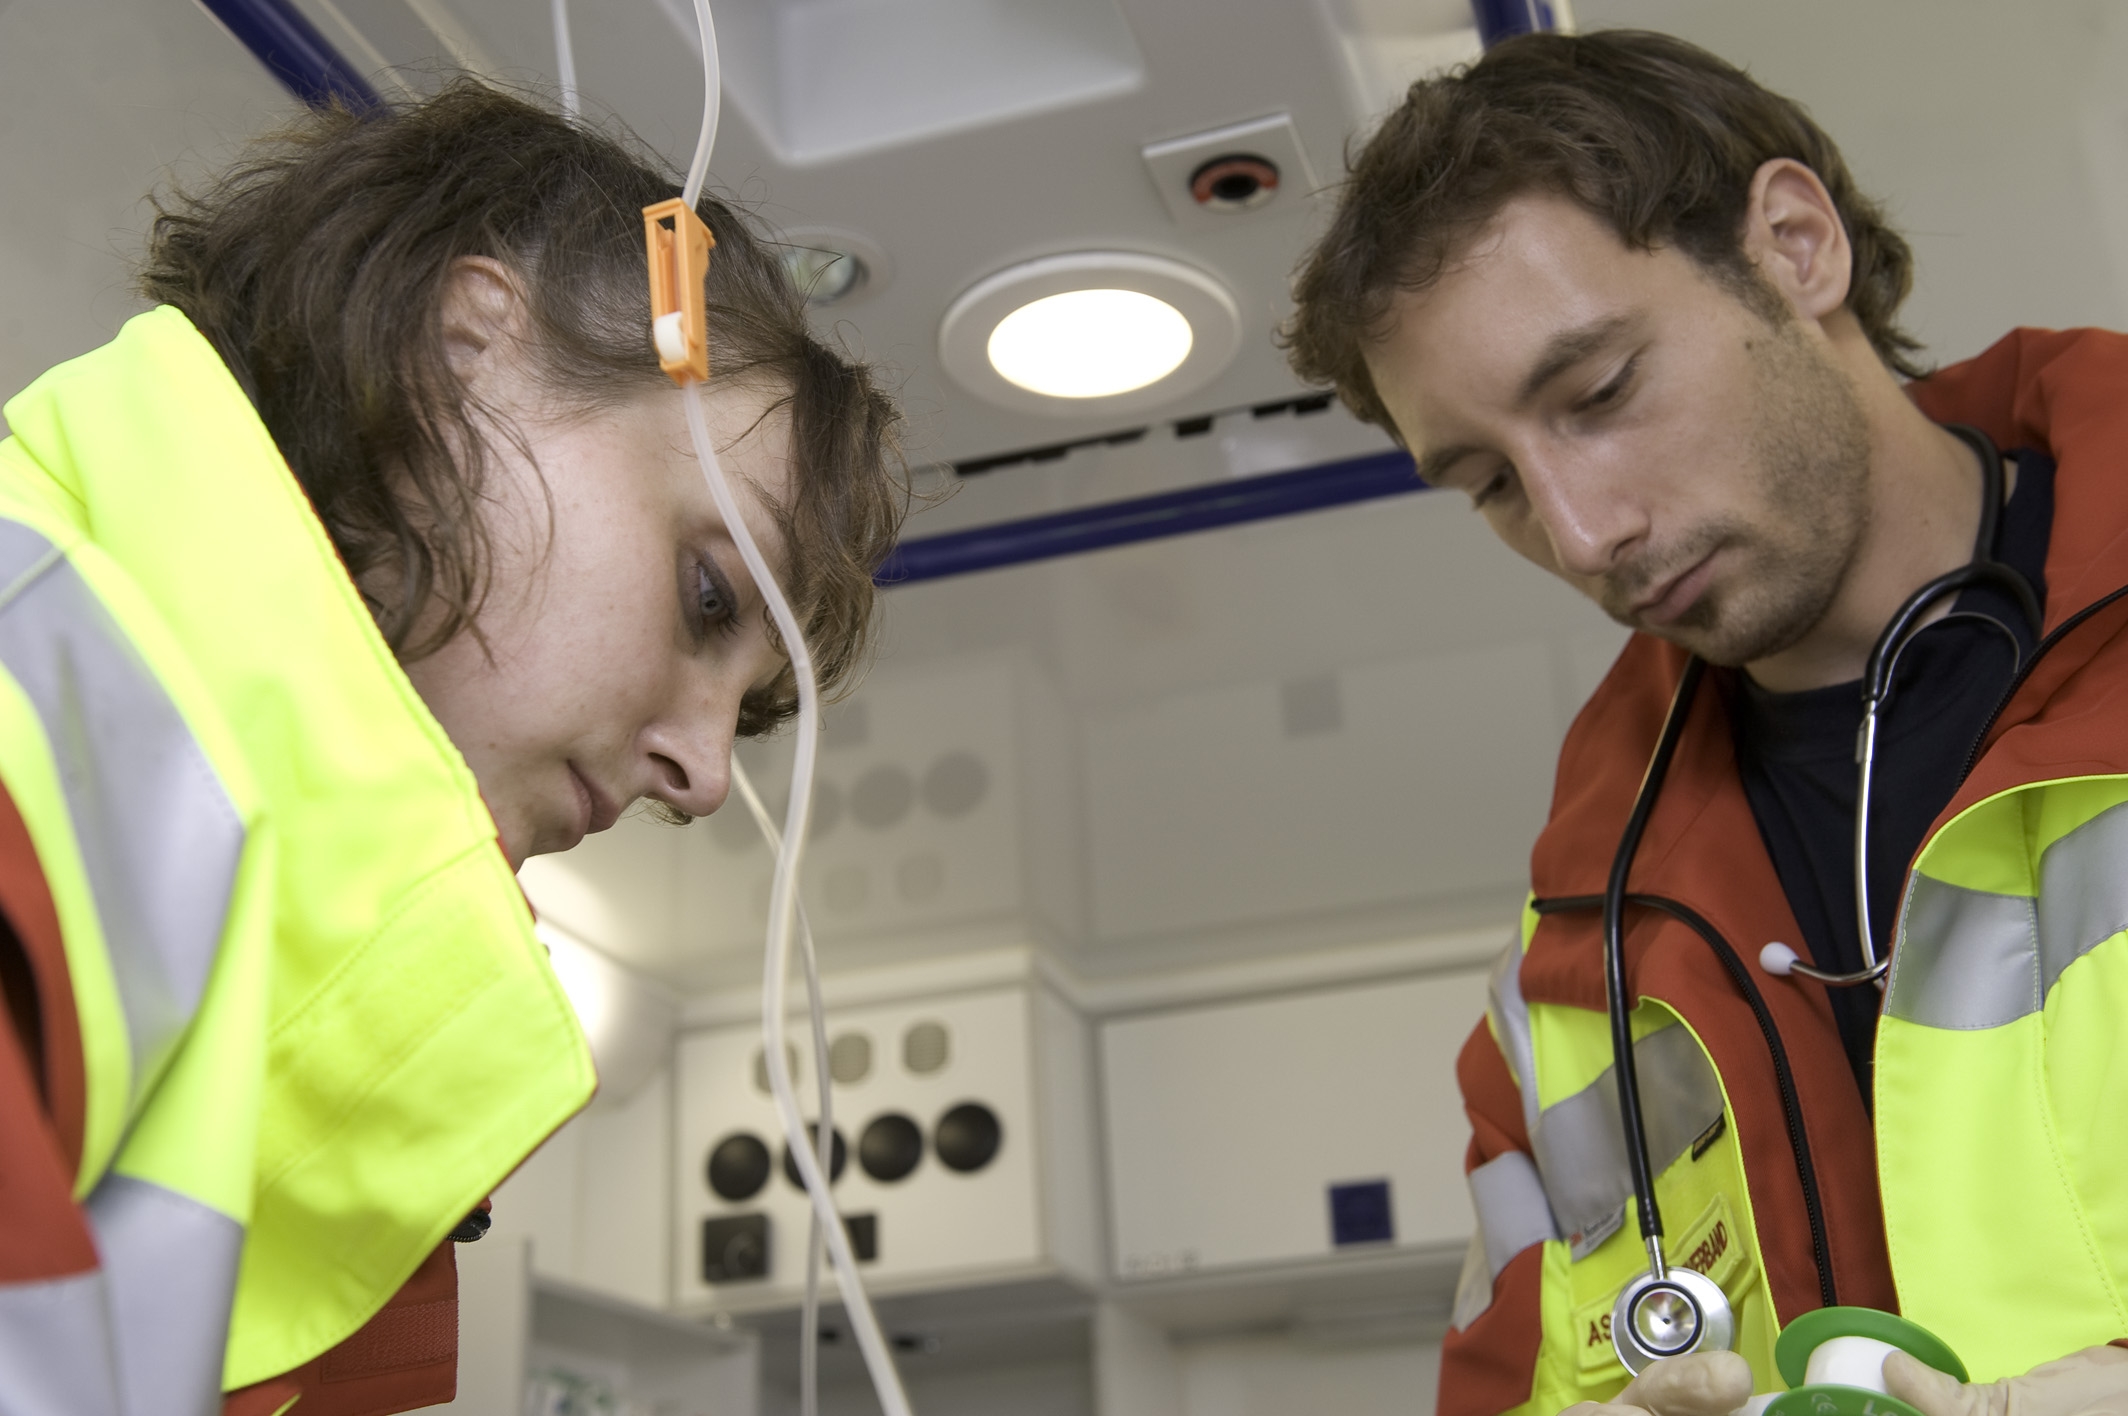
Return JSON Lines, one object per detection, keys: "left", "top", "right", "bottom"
{"left": 1624, "top": 319, "right": 1873, "bottom": 668}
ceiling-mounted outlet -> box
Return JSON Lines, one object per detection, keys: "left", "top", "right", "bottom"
{"left": 1141, "top": 113, "right": 1321, "bottom": 232}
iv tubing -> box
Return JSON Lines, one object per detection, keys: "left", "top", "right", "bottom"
{"left": 730, "top": 760, "right": 832, "bottom": 1416}
{"left": 672, "top": 4, "right": 905, "bottom": 1407}
{"left": 681, "top": 0, "right": 720, "bottom": 210}
{"left": 683, "top": 398, "right": 913, "bottom": 1416}
{"left": 550, "top": 0, "right": 579, "bottom": 117}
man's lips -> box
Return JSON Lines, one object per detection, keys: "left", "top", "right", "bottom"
{"left": 569, "top": 765, "right": 623, "bottom": 838}
{"left": 1632, "top": 552, "right": 1719, "bottom": 628}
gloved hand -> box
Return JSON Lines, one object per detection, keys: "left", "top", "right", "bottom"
{"left": 1885, "top": 1345, "right": 2128, "bottom": 1416}
{"left": 1561, "top": 1351, "right": 1755, "bottom": 1416}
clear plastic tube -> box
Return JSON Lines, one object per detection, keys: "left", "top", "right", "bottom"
{"left": 551, "top": 0, "right": 579, "bottom": 118}
{"left": 680, "top": 0, "right": 720, "bottom": 211}
{"left": 730, "top": 760, "right": 831, "bottom": 1416}
{"left": 672, "top": 2, "right": 906, "bottom": 1407}
{"left": 681, "top": 396, "right": 912, "bottom": 1416}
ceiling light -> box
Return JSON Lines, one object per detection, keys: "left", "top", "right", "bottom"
{"left": 939, "top": 251, "right": 1241, "bottom": 417}
{"left": 986, "top": 289, "right": 1193, "bottom": 398}
{"left": 775, "top": 225, "right": 891, "bottom": 309}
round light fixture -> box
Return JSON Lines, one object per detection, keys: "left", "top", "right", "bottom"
{"left": 939, "top": 251, "right": 1241, "bottom": 417}
{"left": 987, "top": 289, "right": 1192, "bottom": 398}
{"left": 775, "top": 225, "right": 891, "bottom": 309}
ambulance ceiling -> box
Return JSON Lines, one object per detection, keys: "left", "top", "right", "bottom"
{"left": 4, "top": 0, "right": 2125, "bottom": 989}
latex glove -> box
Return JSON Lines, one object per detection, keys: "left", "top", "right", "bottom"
{"left": 1885, "top": 1345, "right": 2128, "bottom": 1416}
{"left": 1561, "top": 1351, "right": 1756, "bottom": 1416}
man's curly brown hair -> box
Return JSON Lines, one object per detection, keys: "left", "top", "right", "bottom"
{"left": 1286, "top": 29, "right": 1923, "bottom": 432}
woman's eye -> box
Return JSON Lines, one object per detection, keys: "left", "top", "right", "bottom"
{"left": 696, "top": 562, "right": 736, "bottom": 631}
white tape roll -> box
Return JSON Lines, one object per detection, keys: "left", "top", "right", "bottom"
{"left": 1805, "top": 1335, "right": 1901, "bottom": 1393}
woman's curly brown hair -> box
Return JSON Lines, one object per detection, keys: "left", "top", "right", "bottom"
{"left": 139, "top": 79, "right": 906, "bottom": 742}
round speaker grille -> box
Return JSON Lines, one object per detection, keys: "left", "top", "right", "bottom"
{"left": 921, "top": 752, "right": 990, "bottom": 818}
{"left": 851, "top": 765, "right": 916, "bottom": 829}
{"left": 934, "top": 1102, "right": 1002, "bottom": 1174}
{"left": 829, "top": 1031, "right": 873, "bottom": 1085}
{"left": 903, "top": 1021, "right": 950, "bottom": 1075}
{"left": 859, "top": 1112, "right": 924, "bottom": 1183}
{"left": 781, "top": 1125, "right": 848, "bottom": 1189}
{"left": 706, "top": 1132, "right": 772, "bottom": 1201}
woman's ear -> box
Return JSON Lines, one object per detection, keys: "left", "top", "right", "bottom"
{"left": 1740, "top": 158, "right": 1853, "bottom": 326}
{"left": 438, "top": 256, "right": 530, "bottom": 386}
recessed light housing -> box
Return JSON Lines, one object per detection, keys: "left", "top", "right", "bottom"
{"left": 939, "top": 251, "right": 1241, "bottom": 416}
{"left": 775, "top": 225, "right": 892, "bottom": 308}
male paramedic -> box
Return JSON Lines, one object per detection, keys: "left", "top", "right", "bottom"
{"left": 1285, "top": 28, "right": 2128, "bottom": 1416}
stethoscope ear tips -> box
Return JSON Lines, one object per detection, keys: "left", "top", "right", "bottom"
{"left": 1760, "top": 941, "right": 1800, "bottom": 976}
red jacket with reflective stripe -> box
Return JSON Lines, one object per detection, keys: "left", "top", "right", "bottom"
{"left": 0, "top": 775, "right": 465, "bottom": 1416}
{"left": 1439, "top": 328, "right": 2128, "bottom": 1416}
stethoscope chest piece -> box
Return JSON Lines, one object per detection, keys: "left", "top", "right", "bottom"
{"left": 1612, "top": 1264, "right": 1736, "bottom": 1375}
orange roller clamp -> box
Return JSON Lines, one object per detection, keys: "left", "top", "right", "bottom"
{"left": 643, "top": 198, "right": 715, "bottom": 386}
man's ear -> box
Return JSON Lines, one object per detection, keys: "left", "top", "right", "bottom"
{"left": 1740, "top": 158, "right": 1853, "bottom": 326}
{"left": 438, "top": 256, "right": 528, "bottom": 386}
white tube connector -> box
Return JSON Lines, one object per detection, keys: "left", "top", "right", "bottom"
{"left": 653, "top": 312, "right": 688, "bottom": 366}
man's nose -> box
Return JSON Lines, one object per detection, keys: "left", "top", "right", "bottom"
{"left": 1519, "top": 449, "right": 1647, "bottom": 580}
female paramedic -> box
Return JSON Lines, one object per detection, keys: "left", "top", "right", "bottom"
{"left": 0, "top": 82, "right": 903, "bottom": 1415}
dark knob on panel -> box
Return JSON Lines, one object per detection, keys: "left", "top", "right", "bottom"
{"left": 859, "top": 1112, "right": 924, "bottom": 1183}
{"left": 782, "top": 1125, "right": 848, "bottom": 1189}
{"left": 934, "top": 1102, "right": 1002, "bottom": 1174}
{"left": 706, "top": 1132, "right": 772, "bottom": 1202}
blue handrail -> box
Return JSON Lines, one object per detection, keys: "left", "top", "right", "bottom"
{"left": 194, "top": 0, "right": 382, "bottom": 111}
{"left": 877, "top": 449, "right": 1428, "bottom": 586}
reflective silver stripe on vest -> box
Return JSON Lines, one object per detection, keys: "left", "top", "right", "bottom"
{"left": 0, "top": 1270, "right": 122, "bottom": 1416}
{"left": 1531, "top": 1023, "right": 1725, "bottom": 1260}
{"left": 1471, "top": 1149, "right": 1559, "bottom": 1280}
{"left": 86, "top": 1175, "right": 242, "bottom": 1416}
{"left": 1487, "top": 937, "right": 1542, "bottom": 1137}
{"left": 0, "top": 1177, "right": 239, "bottom": 1416}
{"left": 1890, "top": 797, "right": 2128, "bottom": 1030}
{"left": 0, "top": 519, "right": 245, "bottom": 1094}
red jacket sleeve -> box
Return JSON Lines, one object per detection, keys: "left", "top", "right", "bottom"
{"left": 0, "top": 774, "right": 98, "bottom": 1288}
{"left": 1439, "top": 1019, "right": 1548, "bottom": 1416}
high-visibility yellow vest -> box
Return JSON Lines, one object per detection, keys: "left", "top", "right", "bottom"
{"left": 1878, "top": 774, "right": 2128, "bottom": 1377}
{"left": 1471, "top": 774, "right": 2128, "bottom": 1409}
{"left": 0, "top": 306, "right": 596, "bottom": 1412}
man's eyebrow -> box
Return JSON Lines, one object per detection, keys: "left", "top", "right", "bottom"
{"left": 1515, "top": 314, "right": 1634, "bottom": 408}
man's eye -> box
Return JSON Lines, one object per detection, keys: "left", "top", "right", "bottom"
{"left": 1578, "top": 355, "right": 1639, "bottom": 412}
{"left": 1472, "top": 468, "right": 1513, "bottom": 509}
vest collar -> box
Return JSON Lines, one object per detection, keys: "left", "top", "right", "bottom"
{"left": 1, "top": 307, "right": 595, "bottom": 1383}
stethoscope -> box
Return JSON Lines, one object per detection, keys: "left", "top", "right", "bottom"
{"left": 1601, "top": 426, "right": 2042, "bottom": 1374}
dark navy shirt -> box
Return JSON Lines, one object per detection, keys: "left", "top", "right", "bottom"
{"left": 1727, "top": 443, "right": 2054, "bottom": 1100}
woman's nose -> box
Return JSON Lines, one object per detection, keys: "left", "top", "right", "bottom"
{"left": 640, "top": 712, "right": 734, "bottom": 820}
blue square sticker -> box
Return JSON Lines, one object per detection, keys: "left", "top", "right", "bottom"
{"left": 1328, "top": 1179, "right": 1395, "bottom": 1247}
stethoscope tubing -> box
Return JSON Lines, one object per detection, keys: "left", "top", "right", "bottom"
{"left": 1596, "top": 425, "right": 2030, "bottom": 1334}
